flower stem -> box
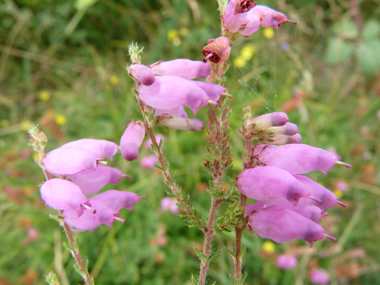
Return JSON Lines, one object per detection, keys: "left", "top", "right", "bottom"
{"left": 59, "top": 211, "right": 93, "bottom": 285}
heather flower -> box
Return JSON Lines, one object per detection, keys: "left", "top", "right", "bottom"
{"left": 66, "top": 165, "right": 126, "bottom": 195}
{"left": 143, "top": 134, "right": 166, "bottom": 149}
{"left": 151, "top": 59, "right": 210, "bottom": 80}
{"left": 253, "top": 144, "right": 351, "bottom": 175}
{"left": 128, "top": 64, "right": 155, "bottom": 86}
{"left": 139, "top": 75, "right": 209, "bottom": 115}
{"left": 43, "top": 147, "right": 101, "bottom": 176}
{"left": 40, "top": 179, "right": 93, "bottom": 215}
{"left": 276, "top": 254, "right": 297, "bottom": 269}
{"left": 155, "top": 106, "right": 188, "bottom": 118}
{"left": 160, "top": 197, "right": 179, "bottom": 214}
{"left": 60, "top": 139, "right": 119, "bottom": 160}
{"left": 191, "top": 81, "right": 227, "bottom": 104}
{"left": 64, "top": 190, "right": 144, "bottom": 232}
{"left": 140, "top": 155, "right": 158, "bottom": 169}
{"left": 247, "top": 206, "right": 334, "bottom": 246}
{"left": 310, "top": 268, "right": 330, "bottom": 285}
{"left": 158, "top": 116, "right": 204, "bottom": 132}
{"left": 202, "top": 36, "right": 231, "bottom": 64}
{"left": 238, "top": 166, "right": 311, "bottom": 205}
{"left": 120, "top": 121, "right": 145, "bottom": 161}
{"left": 333, "top": 180, "right": 348, "bottom": 192}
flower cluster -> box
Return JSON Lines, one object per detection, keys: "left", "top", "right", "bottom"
{"left": 40, "top": 139, "right": 144, "bottom": 232}
{"left": 238, "top": 115, "right": 350, "bottom": 246}
{"left": 223, "top": 0, "right": 296, "bottom": 36}
{"left": 129, "top": 59, "right": 227, "bottom": 132}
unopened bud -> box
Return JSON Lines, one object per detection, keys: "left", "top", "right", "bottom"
{"left": 159, "top": 116, "right": 204, "bottom": 132}
{"left": 249, "top": 112, "right": 288, "bottom": 131}
{"left": 202, "top": 37, "right": 231, "bottom": 64}
{"left": 128, "top": 64, "right": 155, "bottom": 86}
{"left": 271, "top": 133, "right": 302, "bottom": 144}
{"left": 268, "top": 123, "right": 298, "bottom": 136}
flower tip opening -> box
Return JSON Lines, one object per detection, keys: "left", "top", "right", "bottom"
{"left": 81, "top": 203, "right": 96, "bottom": 214}
{"left": 337, "top": 200, "right": 347, "bottom": 208}
{"left": 113, "top": 215, "right": 126, "bottom": 224}
{"left": 323, "top": 233, "right": 337, "bottom": 243}
{"left": 122, "top": 174, "right": 131, "bottom": 179}
{"left": 139, "top": 195, "right": 147, "bottom": 200}
{"left": 286, "top": 19, "right": 298, "bottom": 25}
{"left": 309, "top": 195, "right": 322, "bottom": 204}
{"left": 336, "top": 161, "right": 351, "bottom": 169}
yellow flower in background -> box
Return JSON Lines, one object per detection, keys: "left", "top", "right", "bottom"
{"left": 1, "top": 119, "right": 9, "bottom": 128}
{"left": 241, "top": 44, "right": 255, "bottom": 60}
{"left": 179, "top": 27, "right": 188, "bottom": 36}
{"left": 21, "top": 121, "right": 32, "bottom": 131}
{"left": 55, "top": 115, "right": 67, "bottom": 126}
{"left": 110, "top": 75, "right": 120, "bottom": 85}
{"left": 333, "top": 189, "right": 343, "bottom": 198}
{"left": 262, "top": 241, "right": 276, "bottom": 253}
{"left": 39, "top": 91, "right": 50, "bottom": 102}
{"left": 172, "top": 37, "right": 181, "bottom": 46}
{"left": 234, "top": 56, "right": 246, "bottom": 68}
{"left": 167, "top": 29, "right": 179, "bottom": 41}
{"left": 263, "top": 27, "right": 274, "bottom": 39}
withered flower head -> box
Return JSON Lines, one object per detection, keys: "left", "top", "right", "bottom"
{"left": 202, "top": 36, "right": 231, "bottom": 64}
{"left": 233, "top": 0, "right": 256, "bottom": 14}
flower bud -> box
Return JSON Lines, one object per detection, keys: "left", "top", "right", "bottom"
{"left": 159, "top": 116, "right": 204, "bottom": 132}
{"left": 128, "top": 64, "right": 155, "bottom": 86}
{"left": 120, "top": 121, "right": 145, "bottom": 161}
{"left": 249, "top": 112, "right": 288, "bottom": 130}
{"left": 151, "top": 59, "right": 210, "bottom": 80}
{"left": 270, "top": 133, "right": 302, "bottom": 144}
{"left": 191, "top": 81, "right": 227, "bottom": 103}
{"left": 268, "top": 122, "right": 298, "bottom": 136}
{"left": 202, "top": 37, "right": 231, "bottom": 64}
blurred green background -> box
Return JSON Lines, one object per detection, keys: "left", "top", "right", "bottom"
{"left": 1, "top": 0, "right": 380, "bottom": 284}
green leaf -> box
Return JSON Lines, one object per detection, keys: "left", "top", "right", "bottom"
{"left": 45, "top": 272, "right": 60, "bottom": 285}
{"left": 356, "top": 40, "right": 380, "bottom": 76}
{"left": 363, "top": 20, "right": 380, "bottom": 41}
{"left": 324, "top": 37, "right": 353, "bottom": 64}
{"left": 332, "top": 19, "right": 358, "bottom": 39}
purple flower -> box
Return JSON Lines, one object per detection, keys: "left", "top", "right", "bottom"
{"left": 120, "top": 121, "right": 145, "bottom": 161}
{"left": 129, "top": 64, "right": 156, "bottom": 86}
{"left": 310, "top": 268, "right": 330, "bottom": 285}
{"left": 63, "top": 190, "right": 144, "bottom": 232}
{"left": 151, "top": 59, "right": 210, "bottom": 80}
{"left": 276, "top": 254, "right": 297, "bottom": 269}
{"left": 143, "top": 134, "right": 166, "bottom": 149}
{"left": 43, "top": 147, "right": 101, "bottom": 176}
{"left": 160, "top": 197, "right": 179, "bottom": 214}
{"left": 40, "top": 179, "right": 93, "bottom": 216}
{"left": 238, "top": 166, "right": 311, "bottom": 205}
{"left": 60, "top": 139, "right": 119, "bottom": 160}
{"left": 248, "top": 206, "right": 328, "bottom": 246}
{"left": 334, "top": 180, "right": 348, "bottom": 192}
{"left": 140, "top": 155, "right": 158, "bottom": 169}
{"left": 66, "top": 165, "right": 126, "bottom": 195}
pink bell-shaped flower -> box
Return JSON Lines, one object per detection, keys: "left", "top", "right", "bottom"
{"left": 90, "top": 190, "right": 144, "bottom": 212}
{"left": 254, "top": 144, "right": 350, "bottom": 175}
{"left": 66, "top": 165, "right": 125, "bottom": 195}
{"left": 155, "top": 106, "right": 188, "bottom": 118}
{"left": 250, "top": 5, "right": 289, "bottom": 29}
{"left": 276, "top": 254, "right": 297, "bottom": 270}
{"left": 120, "top": 121, "right": 145, "bottom": 161}
{"left": 309, "top": 268, "right": 330, "bottom": 285}
{"left": 160, "top": 197, "right": 179, "bottom": 214}
{"left": 128, "top": 64, "right": 155, "bottom": 86}
{"left": 248, "top": 206, "right": 331, "bottom": 246}
{"left": 238, "top": 166, "right": 310, "bottom": 205}
{"left": 151, "top": 59, "right": 210, "bottom": 80}
{"left": 40, "top": 179, "right": 92, "bottom": 215}
{"left": 140, "top": 155, "right": 158, "bottom": 169}
{"left": 43, "top": 147, "right": 101, "bottom": 175}
{"left": 158, "top": 116, "right": 204, "bottom": 132}
{"left": 60, "top": 139, "right": 119, "bottom": 160}
{"left": 202, "top": 37, "right": 231, "bottom": 64}
{"left": 139, "top": 75, "right": 209, "bottom": 115}
{"left": 191, "top": 81, "right": 227, "bottom": 105}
